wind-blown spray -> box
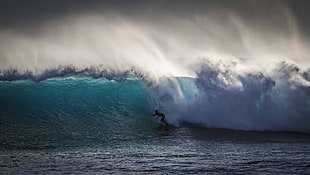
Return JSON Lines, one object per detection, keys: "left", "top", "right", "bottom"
{"left": 0, "top": 1, "right": 310, "bottom": 133}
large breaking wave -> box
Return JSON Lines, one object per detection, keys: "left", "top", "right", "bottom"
{"left": 1, "top": 1, "right": 310, "bottom": 149}
{"left": 1, "top": 59, "right": 310, "bottom": 136}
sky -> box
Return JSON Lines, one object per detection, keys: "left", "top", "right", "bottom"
{"left": 1, "top": 0, "right": 310, "bottom": 76}
{"left": 1, "top": 0, "right": 310, "bottom": 33}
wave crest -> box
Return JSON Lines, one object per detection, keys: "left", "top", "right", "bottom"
{"left": 0, "top": 66, "right": 145, "bottom": 82}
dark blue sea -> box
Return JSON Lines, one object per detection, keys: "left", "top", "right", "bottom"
{"left": 1, "top": 71, "right": 310, "bottom": 174}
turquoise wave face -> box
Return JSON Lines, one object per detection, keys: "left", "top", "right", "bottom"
{"left": 1, "top": 62, "right": 310, "bottom": 150}
{"left": 0, "top": 77, "right": 157, "bottom": 149}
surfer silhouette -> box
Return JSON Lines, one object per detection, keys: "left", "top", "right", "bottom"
{"left": 152, "top": 110, "right": 168, "bottom": 125}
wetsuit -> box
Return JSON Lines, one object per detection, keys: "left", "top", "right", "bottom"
{"left": 155, "top": 112, "right": 166, "bottom": 123}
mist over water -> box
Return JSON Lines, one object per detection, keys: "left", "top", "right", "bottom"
{"left": 1, "top": 0, "right": 310, "bottom": 75}
{"left": 1, "top": 0, "right": 310, "bottom": 133}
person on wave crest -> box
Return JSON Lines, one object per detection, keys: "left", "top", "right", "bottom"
{"left": 152, "top": 110, "right": 168, "bottom": 126}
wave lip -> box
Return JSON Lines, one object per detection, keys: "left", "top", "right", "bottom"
{"left": 0, "top": 66, "right": 143, "bottom": 82}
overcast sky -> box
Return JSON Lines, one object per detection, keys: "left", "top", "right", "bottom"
{"left": 1, "top": 0, "right": 310, "bottom": 72}
{"left": 1, "top": 0, "right": 310, "bottom": 36}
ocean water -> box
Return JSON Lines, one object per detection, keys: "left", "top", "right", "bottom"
{"left": 2, "top": 1, "right": 310, "bottom": 173}
{"left": 1, "top": 127, "right": 310, "bottom": 174}
{"left": 1, "top": 66, "right": 310, "bottom": 174}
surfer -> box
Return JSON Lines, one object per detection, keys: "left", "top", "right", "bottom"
{"left": 152, "top": 110, "right": 168, "bottom": 125}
